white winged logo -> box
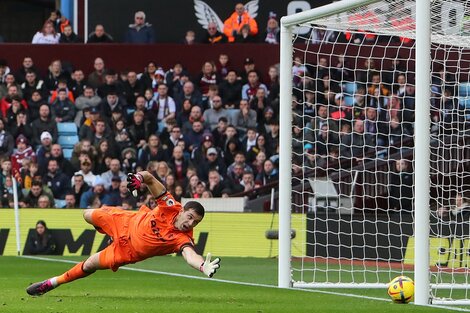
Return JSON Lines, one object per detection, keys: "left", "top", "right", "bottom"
{"left": 194, "top": 0, "right": 259, "bottom": 32}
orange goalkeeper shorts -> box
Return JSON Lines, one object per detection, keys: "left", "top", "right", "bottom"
{"left": 91, "top": 206, "right": 140, "bottom": 271}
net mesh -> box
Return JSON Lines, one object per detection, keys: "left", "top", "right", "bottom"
{"left": 288, "top": 0, "right": 470, "bottom": 304}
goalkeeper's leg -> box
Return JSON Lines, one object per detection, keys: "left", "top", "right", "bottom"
{"left": 26, "top": 252, "right": 102, "bottom": 296}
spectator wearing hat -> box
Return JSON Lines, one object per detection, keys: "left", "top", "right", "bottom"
{"left": 101, "top": 175, "right": 123, "bottom": 206}
{"left": 78, "top": 107, "right": 102, "bottom": 140}
{"left": 242, "top": 70, "right": 268, "bottom": 102}
{"left": 203, "top": 95, "right": 231, "bottom": 130}
{"left": 223, "top": 2, "right": 258, "bottom": 43}
{"left": 79, "top": 176, "right": 109, "bottom": 209}
{"left": 31, "top": 104, "right": 58, "bottom": 147}
{"left": 262, "top": 12, "right": 280, "bottom": 44}
{"left": 0, "top": 119, "right": 14, "bottom": 158}
{"left": 198, "top": 148, "right": 226, "bottom": 182}
{"left": 151, "top": 68, "right": 166, "bottom": 91}
{"left": 239, "top": 57, "right": 261, "bottom": 85}
{"left": 219, "top": 70, "right": 242, "bottom": 109}
{"left": 201, "top": 22, "right": 228, "bottom": 44}
{"left": 99, "top": 90, "right": 127, "bottom": 122}
{"left": 125, "top": 11, "right": 155, "bottom": 43}
{"left": 73, "top": 155, "right": 97, "bottom": 187}
{"left": 191, "top": 132, "right": 216, "bottom": 167}
{"left": 106, "top": 179, "right": 136, "bottom": 207}
{"left": 115, "top": 128, "right": 134, "bottom": 153}
{"left": 43, "top": 159, "right": 70, "bottom": 200}
{"left": 329, "top": 92, "right": 353, "bottom": 133}
{"left": 121, "top": 147, "right": 137, "bottom": 173}
{"left": 36, "top": 131, "right": 53, "bottom": 172}
{"left": 11, "top": 134, "right": 36, "bottom": 173}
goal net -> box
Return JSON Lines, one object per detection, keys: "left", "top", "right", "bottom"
{"left": 279, "top": 0, "right": 470, "bottom": 306}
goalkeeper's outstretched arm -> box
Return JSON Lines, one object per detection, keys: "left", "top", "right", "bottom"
{"left": 181, "top": 246, "right": 220, "bottom": 278}
{"left": 129, "top": 171, "right": 167, "bottom": 198}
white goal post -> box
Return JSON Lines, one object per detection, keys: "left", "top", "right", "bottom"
{"left": 279, "top": 0, "right": 470, "bottom": 306}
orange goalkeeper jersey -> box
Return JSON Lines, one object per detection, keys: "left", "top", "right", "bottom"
{"left": 129, "top": 192, "right": 194, "bottom": 260}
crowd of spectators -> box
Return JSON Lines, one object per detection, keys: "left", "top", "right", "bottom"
{"left": 8, "top": 4, "right": 464, "bottom": 215}
{"left": 30, "top": 4, "right": 279, "bottom": 45}
{"left": 0, "top": 52, "right": 280, "bottom": 209}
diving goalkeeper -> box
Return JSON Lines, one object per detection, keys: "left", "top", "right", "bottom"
{"left": 26, "top": 171, "right": 221, "bottom": 296}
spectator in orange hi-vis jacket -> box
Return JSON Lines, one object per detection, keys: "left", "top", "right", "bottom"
{"left": 26, "top": 171, "right": 221, "bottom": 296}
{"left": 223, "top": 3, "right": 258, "bottom": 43}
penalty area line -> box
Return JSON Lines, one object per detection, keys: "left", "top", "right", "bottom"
{"left": 19, "top": 255, "right": 470, "bottom": 312}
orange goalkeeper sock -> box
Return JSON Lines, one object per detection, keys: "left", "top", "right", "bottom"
{"left": 54, "top": 262, "right": 93, "bottom": 286}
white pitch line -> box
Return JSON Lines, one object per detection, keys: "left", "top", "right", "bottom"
{"left": 19, "top": 255, "right": 470, "bottom": 312}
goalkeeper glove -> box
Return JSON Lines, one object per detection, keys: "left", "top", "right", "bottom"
{"left": 199, "top": 253, "right": 221, "bottom": 278}
{"left": 127, "top": 173, "right": 143, "bottom": 197}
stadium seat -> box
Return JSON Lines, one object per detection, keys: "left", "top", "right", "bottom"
{"left": 342, "top": 82, "right": 357, "bottom": 96}
{"left": 63, "top": 148, "right": 73, "bottom": 160}
{"left": 458, "top": 83, "right": 470, "bottom": 112}
{"left": 58, "top": 135, "right": 79, "bottom": 149}
{"left": 458, "top": 82, "right": 470, "bottom": 97}
{"left": 57, "top": 122, "right": 78, "bottom": 136}
{"left": 344, "top": 95, "right": 354, "bottom": 106}
{"left": 54, "top": 199, "right": 66, "bottom": 208}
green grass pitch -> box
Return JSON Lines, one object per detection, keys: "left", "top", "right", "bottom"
{"left": 1, "top": 256, "right": 462, "bottom": 313}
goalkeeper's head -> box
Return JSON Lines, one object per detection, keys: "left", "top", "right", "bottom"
{"left": 174, "top": 201, "right": 205, "bottom": 232}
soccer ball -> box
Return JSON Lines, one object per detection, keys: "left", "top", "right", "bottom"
{"left": 387, "top": 276, "right": 414, "bottom": 304}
